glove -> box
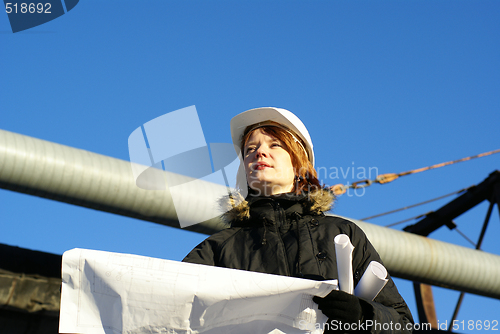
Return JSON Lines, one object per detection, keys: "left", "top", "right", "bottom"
{"left": 313, "top": 290, "right": 366, "bottom": 324}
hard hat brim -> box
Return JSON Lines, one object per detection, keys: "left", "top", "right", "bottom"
{"left": 230, "top": 107, "right": 315, "bottom": 166}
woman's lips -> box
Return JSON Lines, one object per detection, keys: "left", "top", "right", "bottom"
{"left": 253, "top": 162, "right": 271, "bottom": 170}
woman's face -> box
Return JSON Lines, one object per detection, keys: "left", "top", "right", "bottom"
{"left": 243, "top": 128, "right": 295, "bottom": 196}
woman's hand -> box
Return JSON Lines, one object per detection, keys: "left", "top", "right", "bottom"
{"left": 313, "top": 290, "right": 366, "bottom": 324}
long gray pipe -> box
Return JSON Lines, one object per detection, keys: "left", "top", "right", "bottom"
{"left": 1, "top": 129, "right": 500, "bottom": 299}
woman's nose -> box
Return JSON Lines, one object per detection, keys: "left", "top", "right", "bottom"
{"left": 255, "top": 146, "right": 268, "bottom": 157}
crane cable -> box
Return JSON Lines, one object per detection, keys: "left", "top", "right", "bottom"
{"left": 360, "top": 187, "right": 470, "bottom": 221}
{"left": 384, "top": 212, "right": 477, "bottom": 247}
{"left": 330, "top": 148, "right": 500, "bottom": 196}
{"left": 361, "top": 186, "right": 478, "bottom": 247}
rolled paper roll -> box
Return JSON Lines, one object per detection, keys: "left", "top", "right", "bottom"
{"left": 334, "top": 234, "right": 354, "bottom": 294}
{"left": 354, "top": 261, "right": 388, "bottom": 301}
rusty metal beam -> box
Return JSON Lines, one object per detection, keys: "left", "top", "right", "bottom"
{"left": 404, "top": 171, "right": 500, "bottom": 236}
{"left": 414, "top": 283, "right": 438, "bottom": 328}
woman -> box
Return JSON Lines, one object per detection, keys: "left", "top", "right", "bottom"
{"left": 183, "top": 107, "right": 414, "bottom": 333}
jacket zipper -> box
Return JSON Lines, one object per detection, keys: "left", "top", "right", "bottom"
{"left": 272, "top": 200, "right": 291, "bottom": 276}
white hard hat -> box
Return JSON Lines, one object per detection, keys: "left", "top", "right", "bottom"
{"left": 230, "top": 107, "right": 315, "bottom": 166}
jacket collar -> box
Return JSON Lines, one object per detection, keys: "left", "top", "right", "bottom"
{"left": 220, "top": 188, "right": 335, "bottom": 226}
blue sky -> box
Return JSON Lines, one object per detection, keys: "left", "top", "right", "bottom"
{"left": 1, "top": 0, "right": 500, "bottom": 331}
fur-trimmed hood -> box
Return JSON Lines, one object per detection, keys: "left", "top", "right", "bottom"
{"left": 219, "top": 188, "right": 335, "bottom": 225}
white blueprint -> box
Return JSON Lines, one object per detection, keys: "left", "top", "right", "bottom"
{"left": 59, "top": 249, "right": 337, "bottom": 334}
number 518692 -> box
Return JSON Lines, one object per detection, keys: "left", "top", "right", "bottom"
{"left": 5, "top": 3, "right": 52, "bottom": 14}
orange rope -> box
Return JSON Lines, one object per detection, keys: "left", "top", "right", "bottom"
{"left": 331, "top": 148, "right": 500, "bottom": 195}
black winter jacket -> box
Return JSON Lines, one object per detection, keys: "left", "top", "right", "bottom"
{"left": 183, "top": 190, "right": 414, "bottom": 333}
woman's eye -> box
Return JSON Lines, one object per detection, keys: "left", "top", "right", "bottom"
{"left": 271, "top": 143, "right": 282, "bottom": 148}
